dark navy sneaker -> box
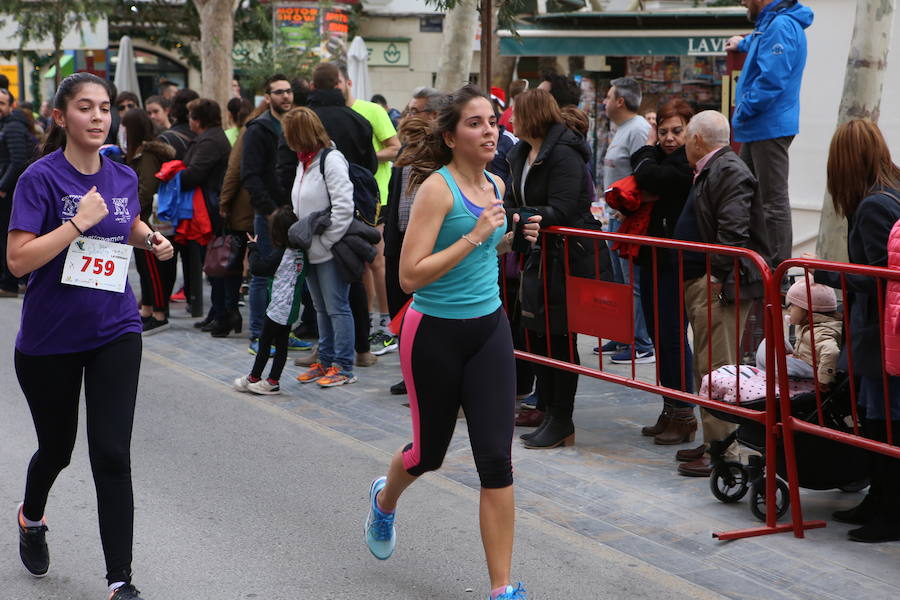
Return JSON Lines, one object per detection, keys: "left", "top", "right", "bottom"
{"left": 17, "top": 502, "right": 49, "bottom": 578}
{"left": 108, "top": 584, "right": 145, "bottom": 599}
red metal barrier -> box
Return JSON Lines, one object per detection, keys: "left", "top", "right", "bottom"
{"left": 506, "top": 226, "right": 825, "bottom": 540}
{"left": 772, "top": 259, "right": 900, "bottom": 539}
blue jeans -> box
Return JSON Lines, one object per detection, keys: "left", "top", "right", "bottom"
{"left": 607, "top": 217, "right": 653, "bottom": 353}
{"left": 306, "top": 259, "right": 354, "bottom": 372}
{"left": 249, "top": 213, "right": 274, "bottom": 339}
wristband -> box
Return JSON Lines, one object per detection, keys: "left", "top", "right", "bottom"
{"left": 69, "top": 219, "right": 84, "bottom": 235}
{"left": 461, "top": 234, "right": 482, "bottom": 247}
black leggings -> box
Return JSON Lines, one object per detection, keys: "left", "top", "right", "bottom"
{"left": 16, "top": 333, "right": 142, "bottom": 586}
{"left": 251, "top": 316, "right": 291, "bottom": 382}
{"left": 400, "top": 306, "right": 515, "bottom": 489}
{"left": 133, "top": 248, "right": 177, "bottom": 314}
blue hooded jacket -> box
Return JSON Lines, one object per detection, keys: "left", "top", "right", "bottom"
{"left": 733, "top": 0, "right": 814, "bottom": 143}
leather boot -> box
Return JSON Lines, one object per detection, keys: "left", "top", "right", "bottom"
{"left": 676, "top": 444, "right": 706, "bottom": 462}
{"left": 641, "top": 402, "right": 673, "bottom": 437}
{"left": 653, "top": 408, "right": 697, "bottom": 445}
{"left": 520, "top": 413, "right": 551, "bottom": 441}
{"left": 516, "top": 408, "right": 545, "bottom": 427}
{"left": 523, "top": 416, "right": 575, "bottom": 449}
{"left": 210, "top": 310, "right": 242, "bottom": 337}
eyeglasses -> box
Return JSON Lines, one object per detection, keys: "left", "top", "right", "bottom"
{"left": 118, "top": 103, "right": 136, "bottom": 111}
{"left": 268, "top": 89, "right": 292, "bottom": 96}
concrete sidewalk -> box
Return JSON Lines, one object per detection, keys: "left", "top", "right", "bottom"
{"left": 148, "top": 301, "right": 900, "bottom": 600}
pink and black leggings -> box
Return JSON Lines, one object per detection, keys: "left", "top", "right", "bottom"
{"left": 400, "top": 306, "right": 516, "bottom": 489}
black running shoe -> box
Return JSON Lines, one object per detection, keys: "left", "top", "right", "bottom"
{"left": 109, "top": 584, "right": 145, "bottom": 600}
{"left": 17, "top": 503, "right": 49, "bottom": 577}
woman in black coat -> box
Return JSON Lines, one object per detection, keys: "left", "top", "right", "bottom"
{"left": 180, "top": 98, "right": 235, "bottom": 336}
{"left": 814, "top": 119, "right": 900, "bottom": 543}
{"left": 629, "top": 99, "right": 698, "bottom": 446}
{"left": 505, "top": 89, "right": 610, "bottom": 449}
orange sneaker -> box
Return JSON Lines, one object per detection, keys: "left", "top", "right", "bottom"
{"left": 297, "top": 363, "right": 326, "bottom": 383}
{"left": 317, "top": 365, "right": 358, "bottom": 388}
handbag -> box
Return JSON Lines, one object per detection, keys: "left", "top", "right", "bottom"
{"left": 202, "top": 228, "right": 244, "bottom": 277}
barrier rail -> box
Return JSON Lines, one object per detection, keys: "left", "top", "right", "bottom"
{"left": 504, "top": 226, "right": 830, "bottom": 540}
{"left": 772, "top": 259, "right": 900, "bottom": 539}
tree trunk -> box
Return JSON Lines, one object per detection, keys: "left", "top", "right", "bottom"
{"left": 490, "top": 3, "right": 516, "bottom": 91}
{"left": 193, "top": 0, "right": 239, "bottom": 111}
{"left": 435, "top": 0, "right": 479, "bottom": 92}
{"left": 816, "top": 0, "right": 895, "bottom": 261}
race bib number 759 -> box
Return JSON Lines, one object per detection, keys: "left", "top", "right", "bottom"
{"left": 62, "top": 236, "right": 132, "bottom": 293}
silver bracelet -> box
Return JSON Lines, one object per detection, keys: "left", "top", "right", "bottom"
{"left": 461, "top": 234, "right": 482, "bottom": 247}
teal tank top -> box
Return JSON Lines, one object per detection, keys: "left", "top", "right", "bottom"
{"left": 411, "top": 166, "right": 506, "bottom": 319}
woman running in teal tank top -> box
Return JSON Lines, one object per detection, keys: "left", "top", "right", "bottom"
{"left": 363, "top": 85, "right": 540, "bottom": 600}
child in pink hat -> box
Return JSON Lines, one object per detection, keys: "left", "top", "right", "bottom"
{"left": 757, "top": 277, "right": 843, "bottom": 386}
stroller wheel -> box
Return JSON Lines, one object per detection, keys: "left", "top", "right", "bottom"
{"left": 749, "top": 477, "right": 790, "bottom": 522}
{"left": 710, "top": 462, "right": 750, "bottom": 503}
{"left": 838, "top": 479, "right": 869, "bottom": 493}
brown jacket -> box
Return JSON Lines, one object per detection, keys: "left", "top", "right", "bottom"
{"left": 793, "top": 311, "right": 843, "bottom": 385}
{"left": 219, "top": 128, "right": 255, "bottom": 233}
{"left": 129, "top": 140, "right": 176, "bottom": 222}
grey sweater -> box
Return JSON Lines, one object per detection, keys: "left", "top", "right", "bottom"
{"left": 291, "top": 145, "right": 354, "bottom": 264}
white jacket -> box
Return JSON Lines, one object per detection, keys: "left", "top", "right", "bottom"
{"left": 291, "top": 145, "right": 355, "bottom": 264}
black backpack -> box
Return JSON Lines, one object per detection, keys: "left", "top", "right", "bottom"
{"left": 319, "top": 147, "right": 379, "bottom": 226}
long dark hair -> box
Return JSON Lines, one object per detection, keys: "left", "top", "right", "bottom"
{"left": 403, "top": 84, "right": 490, "bottom": 188}
{"left": 122, "top": 108, "right": 156, "bottom": 163}
{"left": 41, "top": 73, "right": 112, "bottom": 157}
{"left": 827, "top": 119, "right": 900, "bottom": 217}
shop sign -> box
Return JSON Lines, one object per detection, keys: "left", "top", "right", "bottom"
{"left": 687, "top": 37, "right": 729, "bottom": 56}
{"left": 274, "top": 1, "right": 352, "bottom": 60}
{"left": 500, "top": 35, "right": 733, "bottom": 57}
{"left": 366, "top": 41, "right": 410, "bottom": 67}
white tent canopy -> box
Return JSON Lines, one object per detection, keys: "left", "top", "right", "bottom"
{"left": 114, "top": 35, "right": 141, "bottom": 106}
{"left": 347, "top": 36, "right": 371, "bottom": 102}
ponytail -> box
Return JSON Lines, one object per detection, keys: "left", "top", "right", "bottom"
{"left": 561, "top": 106, "right": 589, "bottom": 137}
{"left": 397, "top": 85, "right": 491, "bottom": 189}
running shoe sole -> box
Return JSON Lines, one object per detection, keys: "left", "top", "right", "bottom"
{"left": 318, "top": 375, "right": 358, "bottom": 388}
{"left": 372, "top": 342, "right": 398, "bottom": 356}
{"left": 610, "top": 354, "right": 656, "bottom": 365}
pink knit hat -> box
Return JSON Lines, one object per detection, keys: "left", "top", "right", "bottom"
{"left": 786, "top": 278, "right": 837, "bottom": 313}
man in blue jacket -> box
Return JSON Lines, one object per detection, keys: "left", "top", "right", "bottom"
{"left": 726, "top": 0, "right": 814, "bottom": 268}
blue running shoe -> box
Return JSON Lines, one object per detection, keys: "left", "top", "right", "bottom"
{"left": 287, "top": 334, "right": 313, "bottom": 351}
{"left": 248, "top": 338, "right": 275, "bottom": 357}
{"left": 365, "top": 476, "right": 396, "bottom": 560}
{"left": 491, "top": 583, "right": 528, "bottom": 599}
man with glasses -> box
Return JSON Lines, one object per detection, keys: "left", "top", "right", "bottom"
{"left": 405, "top": 87, "right": 443, "bottom": 120}
{"left": 242, "top": 74, "right": 296, "bottom": 356}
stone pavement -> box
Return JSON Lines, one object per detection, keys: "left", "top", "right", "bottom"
{"left": 146, "top": 297, "right": 900, "bottom": 600}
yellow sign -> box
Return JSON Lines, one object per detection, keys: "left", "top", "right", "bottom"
{"left": 0, "top": 64, "right": 18, "bottom": 100}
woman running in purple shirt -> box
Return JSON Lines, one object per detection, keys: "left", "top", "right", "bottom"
{"left": 7, "top": 73, "right": 173, "bottom": 600}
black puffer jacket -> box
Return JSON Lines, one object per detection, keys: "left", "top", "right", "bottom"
{"left": 506, "top": 123, "right": 612, "bottom": 333}
{"left": 242, "top": 111, "right": 288, "bottom": 216}
{"left": 0, "top": 110, "right": 37, "bottom": 194}
{"left": 275, "top": 89, "right": 377, "bottom": 197}
{"left": 182, "top": 126, "right": 231, "bottom": 230}
{"left": 630, "top": 144, "right": 693, "bottom": 268}
{"left": 690, "top": 146, "right": 771, "bottom": 297}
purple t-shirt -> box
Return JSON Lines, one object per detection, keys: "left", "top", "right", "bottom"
{"left": 9, "top": 149, "right": 143, "bottom": 355}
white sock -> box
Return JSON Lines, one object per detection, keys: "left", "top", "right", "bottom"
{"left": 369, "top": 311, "right": 378, "bottom": 329}
{"left": 379, "top": 313, "right": 390, "bottom": 328}
{"left": 22, "top": 513, "right": 43, "bottom": 528}
{"left": 108, "top": 581, "right": 126, "bottom": 594}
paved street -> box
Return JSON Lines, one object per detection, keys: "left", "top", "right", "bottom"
{"left": 1, "top": 284, "right": 899, "bottom": 599}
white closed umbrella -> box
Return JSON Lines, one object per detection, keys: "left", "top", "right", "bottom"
{"left": 347, "top": 36, "right": 371, "bottom": 102}
{"left": 114, "top": 35, "right": 141, "bottom": 106}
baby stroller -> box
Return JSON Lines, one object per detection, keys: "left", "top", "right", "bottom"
{"left": 707, "top": 374, "right": 869, "bottom": 521}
